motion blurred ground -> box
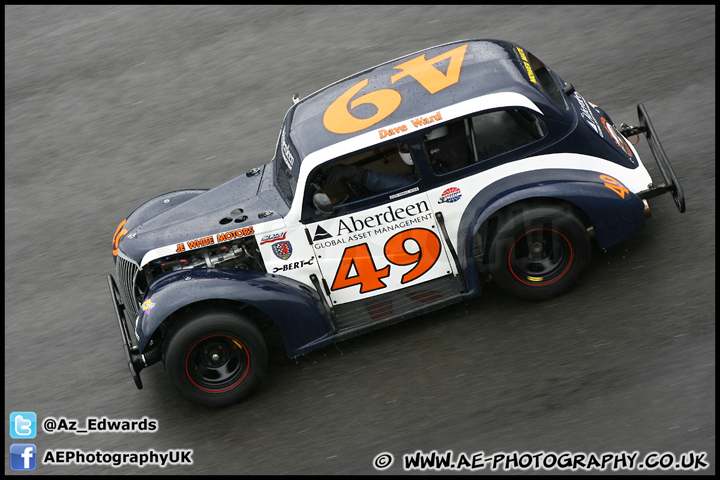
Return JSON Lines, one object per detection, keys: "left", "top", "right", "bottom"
{"left": 5, "top": 5, "right": 714, "bottom": 474}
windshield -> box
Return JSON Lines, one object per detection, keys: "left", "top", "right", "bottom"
{"left": 518, "top": 46, "right": 567, "bottom": 110}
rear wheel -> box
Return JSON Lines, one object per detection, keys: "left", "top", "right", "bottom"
{"left": 489, "top": 204, "right": 591, "bottom": 300}
{"left": 163, "top": 310, "right": 267, "bottom": 407}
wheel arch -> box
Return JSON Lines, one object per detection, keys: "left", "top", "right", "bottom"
{"left": 477, "top": 197, "right": 590, "bottom": 265}
{"left": 135, "top": 269, "right": 335, "bottom": 359}
{"left": 153, "top": 298, "right": 276, "bottom": 355}
{"left": 457, "top": 169, "right": 646, "bottom": 296}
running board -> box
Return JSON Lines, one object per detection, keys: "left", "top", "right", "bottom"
{"left": 332, "top": 275, "right": 462, "bottom": 342}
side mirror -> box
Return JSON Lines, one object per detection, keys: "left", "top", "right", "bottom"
{"left": 313, "top": 190, "right": 334, "bottom": 216}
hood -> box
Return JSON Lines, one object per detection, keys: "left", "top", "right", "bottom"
{"left": 117, "top": 166, "right": 284, "bottom": 265}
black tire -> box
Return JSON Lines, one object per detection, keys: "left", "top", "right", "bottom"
{"left": 488, "top": 204, "right": 591, "bottom": 300}
{"left": 163, "top": 310, "right": 267, "bottom": 408}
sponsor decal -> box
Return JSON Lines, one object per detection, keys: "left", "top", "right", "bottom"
{"left": 336, "top": 201, "right": 430, "bottom": 236}
{"left": 573, "top": 92, "right": 603, "bottom": 137}
{"left": 271, "top": 240, "right": 293, "bottom": 260}
{"left": 272, "top": 257, "right": 315, "bottom": 274}
{"left": 260, "top": 232, "right": 287, "bottom": 245}
{"left": 314, "top": 201, "right": 433, "bottom": 249}
{"left": 438, "top": 187, "right": 462, "bottom": 204}
{"left": 175, "top": 226, "right": 255, "bottom": 253}
{"left": 389, "top": 186, "right": 420, "bottom": 200}
{"left": 141, "top": 298, "right": 156, "bottom": 315}
{"left": 515, "top": 47, "right": 538, "bottom": 84}
{"left": 312, "top": 226, "right": 333, "bottom": 241}
{"left": 280, "top": 126, "right": 295, "bottom": 171}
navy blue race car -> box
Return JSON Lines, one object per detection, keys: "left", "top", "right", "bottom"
{"left": 108, "top": 39, "right": 685, "bottom": 407}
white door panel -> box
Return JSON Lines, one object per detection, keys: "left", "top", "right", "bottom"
{"left": 308, "top": 193, "right": 455, "bottom": 305}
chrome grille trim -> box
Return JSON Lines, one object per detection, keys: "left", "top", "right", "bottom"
{"left": 115, "top": 253, "right": 140, "bottom": 318}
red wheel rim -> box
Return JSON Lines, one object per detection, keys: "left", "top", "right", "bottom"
{"left": 185, "top": 335, "right": 250, "bottom": 392}
{"left": 507, "top": 228, "right": 573, "bottom": 286}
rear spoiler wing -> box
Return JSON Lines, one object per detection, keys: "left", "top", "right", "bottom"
{"left": 621, "top": 104, "right": 686, "bottom": 213}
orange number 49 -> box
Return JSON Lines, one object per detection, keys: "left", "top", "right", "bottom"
{"left": 331, "top": 228, "right": 442, "bottom": 293}
{"left": 600, "top": 174, "right": 629, "bottom": 199}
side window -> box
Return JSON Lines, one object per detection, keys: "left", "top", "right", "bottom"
{"left": 426, "top": 109, "right": 547, "bottom": 175}
{"left": 309, "top": 142, "right": 419, "bottom": 209}
{"left": 470, "top": 108, "right": 547, "bottom": 162}
{"left": 424, "top": 119, "right": 474, "bottom": 174}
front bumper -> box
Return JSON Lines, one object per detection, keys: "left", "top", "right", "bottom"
{"left": 107, "top": 274, "right": 159, "bottom": 390}
{"left": 622, "top": 104, "right": 686, "bottom": 213}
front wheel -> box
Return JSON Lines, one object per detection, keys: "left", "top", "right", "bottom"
{"left": 489, "top": 205, "right": 591, "bottom": 300}
{"left": 163, "top": 310, "right": 267, "bottom": 407}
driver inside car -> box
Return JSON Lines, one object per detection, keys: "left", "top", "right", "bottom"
{"left": 324, "top": 143, "right": 419, "bottom": 196}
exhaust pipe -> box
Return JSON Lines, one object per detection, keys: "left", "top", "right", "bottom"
{"left": 643, "top": 199, "right": 652, "bottom": 218}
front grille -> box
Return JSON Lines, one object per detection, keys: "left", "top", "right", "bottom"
{"left": 115, "top": 254, "right": 141, "bottom": 318}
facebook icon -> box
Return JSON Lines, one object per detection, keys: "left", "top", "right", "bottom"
{"left": 10, "top": 444, "right": 37, "bottom": 470}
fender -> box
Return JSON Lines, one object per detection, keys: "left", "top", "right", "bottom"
{"left": 135, "top": 268, "right": 334, "bottom": 358}
{"left": 457, "top": 168, "right": 646, "bottom": 296}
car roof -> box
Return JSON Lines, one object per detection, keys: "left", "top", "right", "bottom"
{"left": 288, "top": 39, "right": 545, "bottom": 161}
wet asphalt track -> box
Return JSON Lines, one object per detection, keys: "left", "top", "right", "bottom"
{"left": 5, "top": 5, "right": 715, "bottom": 475}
